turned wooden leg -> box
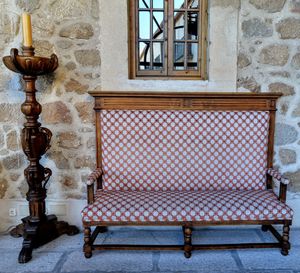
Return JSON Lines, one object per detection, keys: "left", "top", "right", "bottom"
{"left": 281, "top": 223, "right": 291, "bottom": 256}
{"left": 83, "top": 227, "right": 93, "bottom": 259}
{"left": 183, "top": 226, "right": 193, "bottom": 258}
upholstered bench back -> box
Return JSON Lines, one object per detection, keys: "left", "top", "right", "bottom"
{"left": 99, "top": 109, "right": 270, "bottom": 191}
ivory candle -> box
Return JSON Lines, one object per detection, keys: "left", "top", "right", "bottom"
{"left": 22, "top": 13, "right": 33, "bottom": 47}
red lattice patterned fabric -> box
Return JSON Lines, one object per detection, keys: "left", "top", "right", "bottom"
{"left": 81, "top": 190, "right": 293, "bottom": 223}
{"left": 100, "top": 110, "right": 270, "bottom": 191}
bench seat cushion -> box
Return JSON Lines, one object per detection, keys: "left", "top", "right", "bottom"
{"left": 81, "top": 190, "right": 293, "bottom": 223}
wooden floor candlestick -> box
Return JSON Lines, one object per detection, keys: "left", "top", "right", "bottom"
{"left": 3, "top": 47, "right": 79, "bottom": 263}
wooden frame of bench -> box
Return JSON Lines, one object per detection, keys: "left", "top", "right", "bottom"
{"left": 83, "top": 92, "right": 292, "bottom": 258}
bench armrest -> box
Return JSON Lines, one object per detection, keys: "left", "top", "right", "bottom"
{"left": 86, "top": 168, "right": 102, "bottom": 204}
{"left": 86, "top": 168, "right": 103, "bottom": 186}
{"left": 267, "top": 168, "right": 289, "bottom": 185}
{"left": 267, "top": 168, "right": 289, "bottom": 203}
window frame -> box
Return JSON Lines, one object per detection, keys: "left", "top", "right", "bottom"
{"left": 128, "top": 0, "right": 208, "bottom": 80}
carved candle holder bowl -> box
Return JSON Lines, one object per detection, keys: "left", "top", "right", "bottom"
{"left": 2, "top": 48, "right": 58, "bottom": 76}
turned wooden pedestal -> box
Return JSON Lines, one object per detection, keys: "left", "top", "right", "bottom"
{"left": 3, "top": 47, "right": 79, "bottom": 263}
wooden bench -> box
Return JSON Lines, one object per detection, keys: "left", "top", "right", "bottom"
{"left": 81, "top": 92, "right": 293, "bottom": 258}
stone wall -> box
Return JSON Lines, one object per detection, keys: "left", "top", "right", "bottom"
{"left": 237, "top": 0, "right": 300, "bottom": 195}
{"left": 0, "top": 0, "right": 101, "bottom": 201}
{"left": 0, "top": 0, "right": 299, "bottom": 215}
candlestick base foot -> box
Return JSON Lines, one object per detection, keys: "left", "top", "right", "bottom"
{"left": 13, "top": 215, "right": 79, "bottom": 263}
{"left": 18, "top": 247, "right": 33, "bottom": 264}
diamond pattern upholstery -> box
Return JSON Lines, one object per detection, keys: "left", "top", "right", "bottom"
{"left": 100, "top": 110, "right": 270, "bottom": 191}
{"left": 81, "top": 190, "right": 293, "bottom": 223}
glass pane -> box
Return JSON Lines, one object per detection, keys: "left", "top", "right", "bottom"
{"left": 174, "top": 12, "right": 185, "bottom": 40}
{"left": 187, "top": 0, "right": 199, "bottom": 9}
{"left": 187, "top": 42, "right": 198, "bottom": 70}
{"left": 139, "top": 0, "right": 150, "bottom": 8}
{"left": 153, "top": 11, "right": 164, "bottom": 40}
{"left": 174, "top": 42, "right": 185, "bottom": 70}
{"left": 187, "top": 12, "right": 198, "bottom": 40}
{"left": 153, "top": 42, "right": 164, "bottom": 70}
{"left": 139, "top": 11, "right": 150, "bottom": 39}
{"left": 139, "top": 42, "right": 151, "bottom": 70}
{"left": 174, "top": 0, "right": 185, "bottom": 9}
{"left": 153, "top": 0, "right": 164, "bottom": 9}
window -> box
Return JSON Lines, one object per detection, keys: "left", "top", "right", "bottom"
{"left": 128, "top": 0, "right": 208, "bottom": 79}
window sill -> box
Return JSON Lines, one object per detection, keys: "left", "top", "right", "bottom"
{"left": 129, "top": 76, "right": 208, "bottom": 81}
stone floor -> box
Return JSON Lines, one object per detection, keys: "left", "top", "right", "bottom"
{"left": 0, "top": 226, "right": 299, "bottom": 273}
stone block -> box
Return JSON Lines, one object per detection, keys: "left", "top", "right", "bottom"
{"left": 46, "top": 0, "right": 92, "bottom": 20}
{"left": 279, "top": 149, "right": 297, "bottom": 165}
{"left": 104, "top": 229, "right": 161, "bottom": 245}
{"left": 75, "top": 102, "right": 95, "bottom": 123}
{"left": 0, "top": 13, "right": 20, "bottom": 44}
{"left": 0, "top": 250, "right": 62, "bottom": 273}
{"left": 42, "top": 102, "right": 72, "bottom": 125}
{"left": 290, "top": 228, "right": 300, "bottom": 246}
{"left": 2, "top": 153, "right": 25, "bottom": 170}
{"left": 249, "top": 0, "right": 286, "bottom": 13}
{"left": 87, "top": 137, "right": 96, "bottom": 149}
{"left": 57, "top": 132, "right": 81, "bottom": 149}
{"left": 56, "top": 40, "right": 73, "bottom": 50}
{"left": 59, "top": 175, "right": 78, "bottom": 190}
{"left": 32, "top": 17, "right": 55, "bottom": 38}
{"left": 15, "top": 0, "right": 41, "bottom": 12}
{"left": 211, "top": 0, "right": 240, "bottom": 8}
{"left": 284, "top": 169, "right": 300, "bottom": 192}
{"left": 259, "top": 45, "right": 289, "bottom": 66}
{"left": 292, "top": 53, "right": 300, "bottom": 70}
{"left": 6, "top": 130, "right": 19, "bottom": 151}
{"left": 279, "top": 101, "right": 289, "bottom": 115}
{"left": 290, "top": 0, "right": 300, "bottom": 13}
{"left": 36, "top": 233, "right": 105, "bottom": 252}
{"left": 238, "top": 53, "right": 251, "bottom": 69}
{"left": 74, "top": 49, "right": 101, "bottom": 66}
{"left": 276, "top": 18, "right": 300, "bottom": 39}
{"left": 33, "top": 40, "right": 54, "bottom": 57}
{"left": 59, "top": 23, "right": 94, "bottom": 40}
{"left": 0, "top": 104, "right": 23, "bottom": 123}
{"left": 270, "top": 71, "right": 291, "bottom": 78}
{"left": 47, "top": 151, "right": 70, "bottom": 169}
{"left": 237, "top": 76, "right": 261, "bottom": 92}
{"left": 74, "top": 156, "right": 95, "bottom": 169}
{"left": 268, "top": 82, "right": 295, "bottom": 96}
{"left": 192, "top": 228, "right": 262, "bottom": 244}
{"left": 91, "top": 0, "right": 100, "bottom": 19}
{"left": 65, "top": 79, "right": 89, "bottom": 94}
{"left": 158, "top": 251, "right": 238, "bottom": 272}
{"left": 0, "top": 235, "right": 23, "bottom": 250}
{"left": 65, "top": 62, "right": 77, "bottom": 70}
{"left": 61, "top": 250, "right": 153, "bottom": 272}
{"left": 275, "top": 123, "right": 298, "bottom": 145}
{"left": 292, "top": 102, "right": 300, "bottom": 117}
{"left": 0, "top": 178, "right": 8, "bottom": 198}
{"left": 0, "top": 132, "right": 4, "bottom": 149}
{"left": 242, "top": 18, "right": 273, "bottom": 38}
{"left": 238, "top": 247, "right": 300, "bottom": 270}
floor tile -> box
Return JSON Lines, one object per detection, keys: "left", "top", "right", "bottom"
{"left": 238, "top": 247, "right": 300, "bottom": 270}
{"left": 0, "top": 250, "right": 63, "bottom": 273}
{"left": 61, "top": 250, "right": 153, "bottom": 272}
